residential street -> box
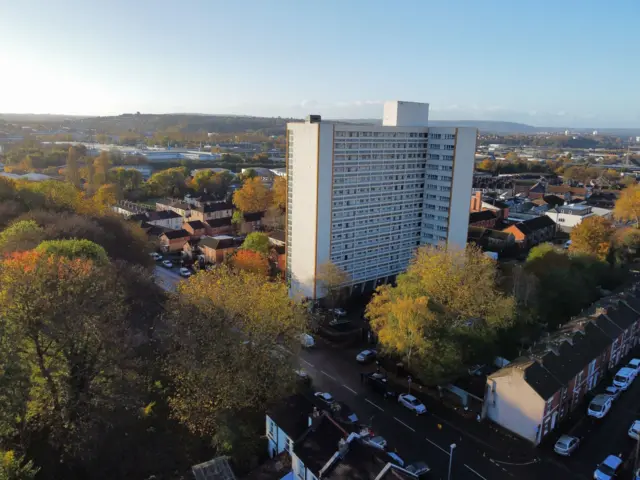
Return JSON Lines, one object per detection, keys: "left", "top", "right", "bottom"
{"left": 154, "top": 265, "right": 181, "bottom": 292}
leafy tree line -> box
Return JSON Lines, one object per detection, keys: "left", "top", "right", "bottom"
{"left": 0, "top": 177, "right": 307, "bottom": 479}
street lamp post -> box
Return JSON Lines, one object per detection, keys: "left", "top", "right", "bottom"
{"left": 448, "top": 443, "right": 456, "bottom": 480}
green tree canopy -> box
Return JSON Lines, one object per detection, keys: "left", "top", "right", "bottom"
{"left": 35, "top": 238, "right": 108, "bottom": 264}
{"left": 241, "top": 232, "right": 270, "bottom": 255}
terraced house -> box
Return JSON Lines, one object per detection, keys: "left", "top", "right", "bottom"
{"left": 483, "top": 286, "right": 640, "bottom": 444}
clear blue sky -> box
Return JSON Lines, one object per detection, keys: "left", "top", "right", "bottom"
{"left": 1, "top": 0, "right": 638, "bottom": 127}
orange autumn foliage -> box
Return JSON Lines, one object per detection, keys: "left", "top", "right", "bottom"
{"left": 232, "top": 249, "right": 269, "bottom": 276}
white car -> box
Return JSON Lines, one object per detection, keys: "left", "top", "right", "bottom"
{"left": 398, "top": 394, "right": 426, "bottom": 414}
{"left": 179, "top": 267, "right": 192, "bottom": 277}
{"left": 356, "top": 349, "right": 377, "bottom": 363}
{"left": 300, "top": 333, "right": 315, "bottom": 348}
{"left": 604, "top": 385, "right": 621, "bottom": 401}
{"left": 588, "top": 394, "right": 612, "bottom": 419}
{"left": 149, "top": 252, "right": 162, "bottom": 261}
{"left": 314, "top": 392, "right": 335, "bottom": 407}
{"left": 161, "top": 259, "right": 173, "bottom": 268}
{"left": 626, "top": 358, "right": 640, "bottom": 374}
{"left": 613, "top": 367, "right": 636, "bottom": 390}
{"left": 553, "top": 435, "right": 580, "bottom": 456}
{"left": 629, "top": 420, "right": 640, "bottom": 440}
{"left": 594, "top": 455, "right": 623, "bottom": 480}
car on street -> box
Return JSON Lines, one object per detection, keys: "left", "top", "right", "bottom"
{"left": 604, "top": 385, "right": 621, "bottom": 401}
{"left": 331, "top": 401, "right": 359, "bottom": 425}
{"left": 295, "top": 369, "right": 311, "bottom": 385}
{"left": 613, "top": 367, "right": 636, "bottom": 390}
{"left": 366, "top": 435, "right": 387, "bottom": 450}
{"left": 363, "top": 372, "right": 397, "bottom": 399}
{"left": 161, "top": 259, "right": 173, "bottom": 268}
{"left": 635, "top": 467, "right": 640, "bottom": 480}
{"left": 626, "top": 358, "right": 640, "bottom": 374}
{"left": 179, "top": 267, "right": 192, "bottom": 277}
{"left": 405, "top": 461, "right": 430, "bottom": 476}
{"left": 553, "top": 435, "right": 580, "bottom": 456}
{"left": 300, "top": 333, "right": 315, "bottom": 348}
{"left": 629, "top": 420, "right": 640, "bottom": 440}
{"left": 150, "top": 252, "right": 162, "bottom": 261}
{"left": 314, "top": 392, "right": 335, "bottom": 407}
{"left": 398, "top": 394, "right": 426, "bottom": 414}
{"left": 588, "top": 394, "right": 613, "bottom": 419}
{"left": 594, "top": 455, "right": 623, "bottom": 480}
{"left": 356, "top": 349, "right": 377, "bottom": 363}
{"left": 331, "top": 308, "right": 347, "bottom": 317}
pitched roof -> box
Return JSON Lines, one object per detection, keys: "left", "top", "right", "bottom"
{"left": 207, "top": 217, "right": 232, "bottom": 228}
{"left": 505, "top": 215, "right": 555, "bottom": 235}
{"left": 529, "top": 181, "right": 546, "bottom": 194}
{"left": 469, "top": 210, "right": 497, "bottom": 224}
{"left": 199, "top": 235, "right": 238, "bottom": 250}
{"left": 185, "top": 220, "right": 207, "bottom": 230}
{"left": 160, "top": 229, "right": 190, "bottom": 240}
{"left": 267, "top": 394, "right": 314, "bottom": 442}
{"left": 268, "top": 230, "right": 286, "bottom": 243}
{"left": 295, "top": 415, "right": 348, "bottom": 476}
{"left": 198, "top": 201, "right": 234, "bottom": 213}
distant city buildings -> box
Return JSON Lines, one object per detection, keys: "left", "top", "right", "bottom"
{"left": 285, "top": 101, "right": 477, "bottom": 299}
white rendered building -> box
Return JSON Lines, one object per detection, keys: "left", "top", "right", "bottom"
{"left": 286, "top": 101, "right": 476, "bottom": 299}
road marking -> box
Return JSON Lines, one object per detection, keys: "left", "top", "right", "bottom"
{"left": 301, "top": 358, "right": 314, "bottom": 368}
{"left": 342, "top": 384, "right": 357, "bottom": 394}
{"left": 393, "top": 416, "right": 416, "bottom": 432}
{"left": 490, "top": 458, "right": 538, "bottom": 466}
{"left": 365, "top": 398, "right": 384, "bottom": 411}
{"left": 321, "top": 370, "right": 336, "bottom": 380}
{"left": 464, "top": 464, "right": 488, "bottom": 480}
{"left": 424, "top": 436, "right": 449, "bottom": 455}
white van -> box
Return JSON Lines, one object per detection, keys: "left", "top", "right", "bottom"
{"left": 613, "top": 367, "right": 636, "bottom": 390}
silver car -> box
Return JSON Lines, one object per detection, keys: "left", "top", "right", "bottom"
{"left": 553, "top": 435, "right": 580, "bottom": 456}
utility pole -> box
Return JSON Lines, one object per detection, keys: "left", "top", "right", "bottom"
{"left": 448, "top": 443, "right": 456, "bottom": 480}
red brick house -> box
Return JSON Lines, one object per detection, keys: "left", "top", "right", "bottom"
{"left": 502, "top": 216, "right": 556, "bottom": 249}
{"left": 484, "top": 287, "right": 640, "bottom": 445}
{"left": 206, "top": 217, "right": 233, "bottom": 235}
{"left": 159, "top": 229, "right": 191, "bottom": 252}
{"left": 183, "top": 220, "right": 208, "bottom": 238}
{"left": 468, "top": 210, "right": 498, "bottom": 228}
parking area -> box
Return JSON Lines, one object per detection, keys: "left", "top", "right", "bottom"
{"left": 541, "top": 360, "right": 640, "bottom": 479}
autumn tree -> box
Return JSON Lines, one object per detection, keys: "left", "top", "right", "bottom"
{"left": 241, "top": 232, "right": 270, "bottom": 255}
{"left": 614, "top": 184, "right": 640, "bottom": 226}
{"left": 110, "top": 167, "right": 143, "bottom": 192}
{"left": 164, "top": 267, "right": 307, "bottom": 460}
{"left": 477, "top": 159, "right": 494, "bottom": 172}
{"left": 190, "top": 170, "right": 232, "bottom": 199}
{"left": 93, "top": 183, "right": 119, "bottom": 208}
{"left": 0, "top": 250, "right": 138, "bottom": 457}
{"left": 0, "top": 220, "right": 45, "bottom": 254}
{"left": 366, "top": 245, "right": 515, "bottom": 384}
{"left": 272, "top": 176, "right": 287, "bottom": 211}
{"left": 233, "top": 177, "right": 271, "bottom": 213}
{"left": 144, "top": 168, "right": 187, "bottom": 198}
{"left": 504, "top": 152, "right": 519, "bottom": 162}
{"left": 316, "top": 261, "right": 350, "bottom": 308}
{"left": 232, "top": 249, "right": 269, "bottom": 276}
{"left": 0, "top": 451, "right": 39, "bottom": 479}
{"left": 65, "top": 146, "right": 81, "bottom": 188}
{"left": 93, "top": 151, "right": 111, "bottom": 186}
{"left": 570, "top": 216, "right": 614, "bottom": 261}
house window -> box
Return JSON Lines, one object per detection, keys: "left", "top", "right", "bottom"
{"left": 268, "top": 418, "right": 276, "bottom": 440}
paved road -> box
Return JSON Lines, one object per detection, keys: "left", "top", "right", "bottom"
{"left": 298, "top": 342, "right": 525, "bottom": 480}
{"left": 154, "top": 265, "right": 181, "bottom": 292}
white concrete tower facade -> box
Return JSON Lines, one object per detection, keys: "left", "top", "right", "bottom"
{"left": 286, "top": 101, "right": 476, "bottom": 299}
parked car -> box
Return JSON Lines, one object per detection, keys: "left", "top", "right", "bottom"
{"left": 405, "top": 461, "right": 431, "bottom": 476}
{"left": 331, "top": 401, "right": 359, "bottom": 425}
{"left": 149, "top": 252, "right": 162, "bottom": 261}
{"left": 613, "top": 367, "right": 636, "bottom": 390}
{"left": 300, "top": 333, "right": 315, "bottom": 348}
{"left": 398, "top": 394, "right": 426, "bottom": 415}
{"left": 366, "top": 435, "right": 387, "bottom": 450}
{"left": 626, "top": 358, "right": 640, "bottom": 374}
{"left": 553, "top": 435, "right": 580, "bottom": 456}
{"left": 179, "top": 267, "right": 192, "bottom": 277}
{"left": 356, "top": 349, "right": 377, "bottom": 363}
{"left": 364, "top": 372, "right": 397, "bottom": 399}
{"left": 295, "top": 369, "right": 311, "bottom": 385}
{"left": 604, "top": 385, "right": 621, "bottom": 401}
{"left": 331, "top": 308, "right": 347, "bottom": 317}
{"left": 161, "top": 259, "right": 173, "bottom": 268}
{"left": 629, "top": 420, "right": 640, "bottom": 440}
{"left": 635, "top": 467, "right": 640, "bottom": 480}
{"left": 314, "top": 392, "right": 335, "bottom": 407}
{"left": 588, "top": 394, "right": 613, "bottom": 419}
{"left": 594, "top": 455, "right": 623, "bottom": 480}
